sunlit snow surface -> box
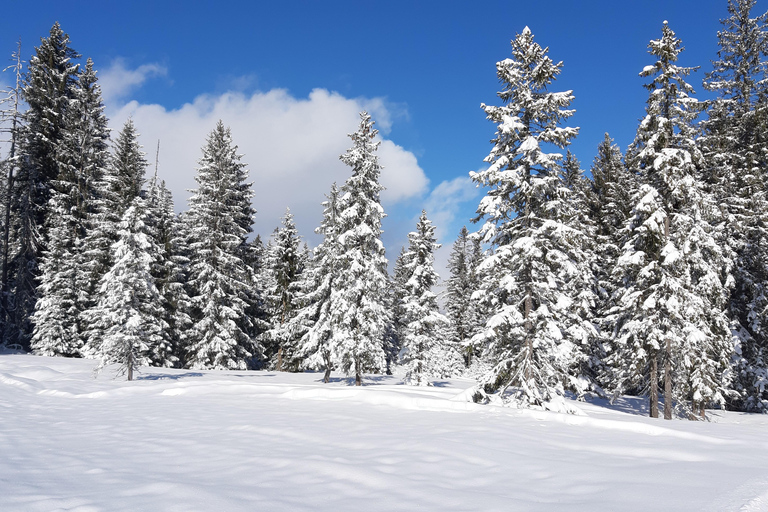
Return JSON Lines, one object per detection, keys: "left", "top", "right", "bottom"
{"left": 2, "top": 353, "right": 768, "bottom": 511}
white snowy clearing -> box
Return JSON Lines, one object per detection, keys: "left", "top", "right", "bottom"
{"left": 2, "top": 353, "right": 768, "bottom": 512}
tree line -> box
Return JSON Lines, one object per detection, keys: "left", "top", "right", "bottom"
{"left": 2, "top": 0, "right": 768, "bottom": 419}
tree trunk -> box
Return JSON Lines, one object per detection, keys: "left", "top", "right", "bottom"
{"left": 650, "top": 352, "right": 659, "bottom": 418}
{"left": 276, "top": 346, "right": 283, "bottom": 372}
{"left": 700, "top": 403, "right": 706, "bottom": 421}
{"left": 664, "top": 339, "right": 672, "bottom": 420}
{"left": 355, "top": 358, "right": 362, "bottom": 386}
{"left": 524, "top": 288, "right": 533, "bottom": 382}
{"left": 323, "top": 366, "right": 331, "bottom": 384}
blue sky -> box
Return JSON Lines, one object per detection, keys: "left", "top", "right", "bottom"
{"left": 0, "top": 0, "right": 746, "bottom": 277}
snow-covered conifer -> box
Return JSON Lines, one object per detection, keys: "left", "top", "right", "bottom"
{"left": 31, "top": 57, "right": 111, "bottom": 358}
{"left": 398, "top": 210, "right": 451, "bottom": 385}
{"left": 445, "top": 227, "right": 484, "bottom": 367}
{"left": 185, "top": 121, "right": 258, "bottom": 370}
{"left": 12, "top": 22, "right": 80, "bottom": 347}
{"left": 90, "top": 198, "right": 167, "bottom": 380}
{"left": 587, "top": 134, "right": 637, "bottom": 389}
{"left": 611, "top": 23, "right": 732, "bottom": 419}
{"left": 700, "top": 0, "right": 768, "bottom": 411}
{"left": 330, "top": 112, "right": 389, "bottom": 385}
{"left": 294, "top": 183, "right": 341, "bottom": 382}
{"left": 469, "top": 27, "right": 590, "bottom": 411}
{"left": 263, "top": 208, "right": 305, "bottom": 370}
{"left": 144, "top": 175, "right": 188, "bottom": 367}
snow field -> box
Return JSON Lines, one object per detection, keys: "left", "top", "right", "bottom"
{"left": 2, "top": 353, "right": 768, "bottom": 511}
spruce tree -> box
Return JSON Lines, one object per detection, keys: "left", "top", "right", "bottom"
{"left": 700, "top": 0, "right": 768, "bottom": 411}
{"left": 611, "top": 23, "right": 732, "bottom": 419}
{"left": 30, "top": 57, "right": 111, "bottom": 357}
{"left": 558, "top": 151, "right": 600, "bottom": 391}
{"left": 398, "top": 210, "right": 450, "bottom": 385}
{"left": 294, "top": 184, "right": 341, "bottom": 382}
{"left": 185, "top": 121, "right": 258, "bottom": 370}
{"left": 90, "top": 198, "right": 167, "bottom": 380}
{"left": 445, "top": 227, "right": 484, "bottom": 367}
{"left": 263, "top": 208, "right": 305, "bottom": 370}
{"left": 469, "top": 27, "right": 589, "bottom": 411}
{"left": 330, "top": 111, "right": 389, "bottom": 386}
{"left": 12, "top": 22, "right": 80, "bottom": 348}
{"left": 587, "top": 134, "right": 638, "bottom": 391}
{"left": 81, "top": 119, "right": 148, "bottom": 357}
{"left": 144, "top": 174, "right": 188, "bottom": 367}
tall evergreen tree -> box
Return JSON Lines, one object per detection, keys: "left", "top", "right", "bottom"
{"left": 611, "top": 23, "right": 733, "bottom": 419}
{"left": 263, "top": 208, "right": 305, "bottom": 370}
{"left": 11, "top": 22, "right": 80, "bottom": 348}
{"left": 445, "top": 226, "right": 484, "bottom": 367}
{"left": 398, "top": 210, "right": 450, "bottom": 385}
{"left": 30, "top": 57, "right": 111, "bottom": 358}
{"left": 90, "top": 198, "right": 167, "bottom": 380}
{"left": 330, "top": 111, "right": 389, "bottom": 386}
{"left": 185, "top": 121, "right": 258, "bottom": 370}
{"left": 558, "top": 151, "right": 601, "bottom": 391}
{"left": 700, "top": 0, "right": 768, "bottom": 411}
{"left": 144, "top": 174, "right": 188, "bottom": 367}
{"left": 587, "top": 134, "right": 638, "bottom": 390}
{"left": 469, "top": 27, "right": 589, "bottom": 411}
{"left": 81, "top": 119, "right": 148, "bottom": 357}
{"left": 294, "top": 183, "right": 341, "bottom": 382}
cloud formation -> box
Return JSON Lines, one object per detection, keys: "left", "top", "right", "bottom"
{"left": 106, "top": 84, "right": 429, "bottom": 245}
{"left": 99, "top": 59, "right": 167, "bottom": 105}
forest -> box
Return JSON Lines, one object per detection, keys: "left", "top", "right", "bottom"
{"left": 1, "top": 0, "right": 767, "bottom": 421}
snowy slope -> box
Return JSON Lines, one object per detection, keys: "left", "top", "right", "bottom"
{"left": 2, "top": 353, "right": 768, "bottom": 512}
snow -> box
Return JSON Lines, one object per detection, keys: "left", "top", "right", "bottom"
{"left": 3, "top": 352, "right": 768, "bottom": 511}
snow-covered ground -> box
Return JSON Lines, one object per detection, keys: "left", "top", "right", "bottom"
{"left": 2, "top": 353, "right": 768, "bottom": 512}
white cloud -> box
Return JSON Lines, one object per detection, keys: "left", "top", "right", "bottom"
{"left": 416, "top": 176, "right": 482, "bottom": 293}
{"left": 424, "top": 176, "right": 481, "bottom": 242}
{"left": 106, "top": 78, "right": 429, "bottom": 245}
{"left": 99, "top": 59, "right": 167, "bottom": 105}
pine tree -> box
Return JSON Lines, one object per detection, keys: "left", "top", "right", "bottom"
{"left": 558, "top": 151, "right": 601, "bottom": 391}
{"left": 185, "top": 121, "right": 258, "bottom": 370}
{"left": 90, "top": 198, "right": 167, "bottom": 380}
{"left": 445, "top": 227, "right": 485, "bottom": 369}
{"left": 469, "top": 27, "right": 589, "bottom": 411}
{"left": 263, "top": 208, "right": 305, "bottom": 370}
{"left": 144, "top": 174, "right": 188, "bottom": 367}
{"left": 398, "top": 210, "right": 450, "bottom": 385}
{"left": 81, "top": 119, "right": 148, "bottom": 358}
{"left": 700, "top": 0, "right": 768, "bottom": 412}
{"left": 294, "top": 183, "right": 341, "bottom": 382}
{"left": 331, "top": 111, "right": 389, "bottom": 386}
{"left": 611, "top": 23, "right": 732, "bottom": 419}
{"left": 587, "top": 134, "right": 638, "bottom": 391}
{"left": 110, "top": 119, "right": 146, "bottom": 214}
{"left": 11, "top": 22, "right": 80, "bottom": 348}
{"left": 30, "top": 56, "right": 112, "bottom": 358}
{"left": 389, "top": 246, "right": 409, "bottom": 362}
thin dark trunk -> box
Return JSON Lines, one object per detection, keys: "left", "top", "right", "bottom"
{"left": 524, "top": 288, "right": 533, "bottom": 382}
{"left": 650, "top": 352, "right": 659, "bottom": 418}
{"left": 355, "top": 358, "right": 362, "bottom": 386}
{"left": 664, "top": 339, "right": 672, "bottom": 420}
